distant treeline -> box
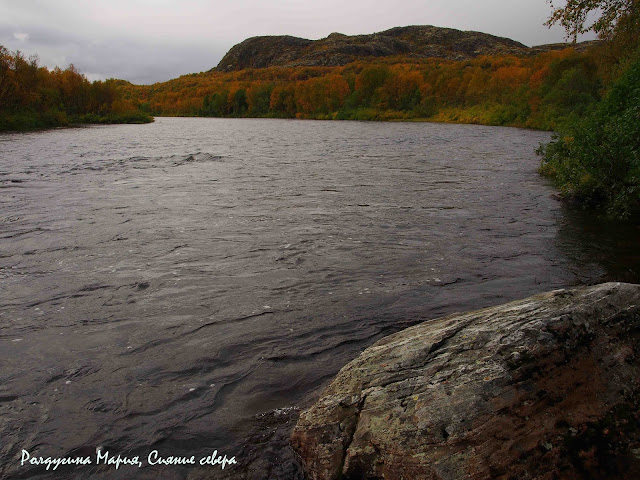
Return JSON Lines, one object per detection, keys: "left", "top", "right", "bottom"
{"left": 122, "top": 48, "right": 602, "bottom": 131}
{"left": 0, "top": 46, "right": 152, "bottom": 131}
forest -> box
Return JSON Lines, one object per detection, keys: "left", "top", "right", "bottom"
{"left": 119, "top": 47, "right": 601, "bottom": 132}
{"left": 0, "top": 47, "right": 152, "bottom": 131}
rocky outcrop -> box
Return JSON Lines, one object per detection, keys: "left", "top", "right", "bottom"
{"left": 216, "top": 26, "right": 598, "bottom": 72}
{"left": 291, "top": 283, "right": 640, "bottom": 480}
{"left": 216, "top": 35, "right": 314, "bottom": 71}
{"left": 532, "top": 39, "right": 601, "bottom": 54}
{"left": 216, "top": 25, "right": 535, "bottom": 71}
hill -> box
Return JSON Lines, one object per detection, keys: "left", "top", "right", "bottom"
{"left": 216, "top": 25, "right": 533, "bottom": 71}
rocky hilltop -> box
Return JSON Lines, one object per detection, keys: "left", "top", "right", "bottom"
{"left": 216, "top": 25, "right": 533, "bottom": 71}
{"left": 291, "top": 283, "right": 640, "bottom": 480}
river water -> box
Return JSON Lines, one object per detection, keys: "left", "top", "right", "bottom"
{"left": 1, "top": 117, "right": 638, "bottom": 479}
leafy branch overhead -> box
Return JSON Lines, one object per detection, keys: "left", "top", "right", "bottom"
{"left": 546, "top": 0, "right": 639, "bottom": 41}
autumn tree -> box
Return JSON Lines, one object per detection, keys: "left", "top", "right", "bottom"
{"left": 0, "top": 45, "right": 151, "bottom": 131}
{"left": 269, "top": 85, "right": 296, "bottom": 117}
{"left": 247, "top": 83, "right": 273, "bottom": 116}
{"left": 230, "top": 88, "right": 248, "bottom": 116}
{"left": 377, "top": 68, "right": 422, "bottom": 110}
{"left": 0, "top": 46, "right": 17, "bottom": 112}
{"left": 353, "top": 65, "right": 390, "bottom": 107}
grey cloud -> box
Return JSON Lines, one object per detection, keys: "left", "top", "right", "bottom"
{"left": 1, "top": 23, "right": 224, "bottom": 84}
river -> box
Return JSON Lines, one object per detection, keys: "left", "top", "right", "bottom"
{"left": 1, "top": 117, "right": 638, "bottom": 479}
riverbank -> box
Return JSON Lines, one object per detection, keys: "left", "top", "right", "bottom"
{"left": 0, "top": 111, "right": 154, "bottom": 133}
{"left": 537, "top": 53, "right": 640, "bottom": 220}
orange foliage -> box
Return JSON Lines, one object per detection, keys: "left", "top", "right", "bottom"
{"left": 115, "top": 46, "right": 599, "bottom": 129}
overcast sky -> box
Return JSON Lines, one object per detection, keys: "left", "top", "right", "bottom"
{"left": 0, "top": 0, "right": 596, "bottom": 85}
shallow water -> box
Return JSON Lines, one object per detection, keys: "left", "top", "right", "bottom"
{"left": 0, "top": 117, "right": 638, "bottom": 479}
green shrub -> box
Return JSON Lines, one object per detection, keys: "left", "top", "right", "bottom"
{"left": 539, "top": 54, "right": 640, "bottom": 218}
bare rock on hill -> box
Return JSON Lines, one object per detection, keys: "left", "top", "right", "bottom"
{"left": 291, "top": 282, "right": 640, "bottom": 480}
{"left": 216, "top": 25, "right": 532, "bottom": 71}
{"left": 532, "top": 39, "right": 602, "bottom": 54}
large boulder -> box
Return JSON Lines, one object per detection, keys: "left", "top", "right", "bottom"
{"left": 291, "top": 283, "right": 640, "bottom": 480}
